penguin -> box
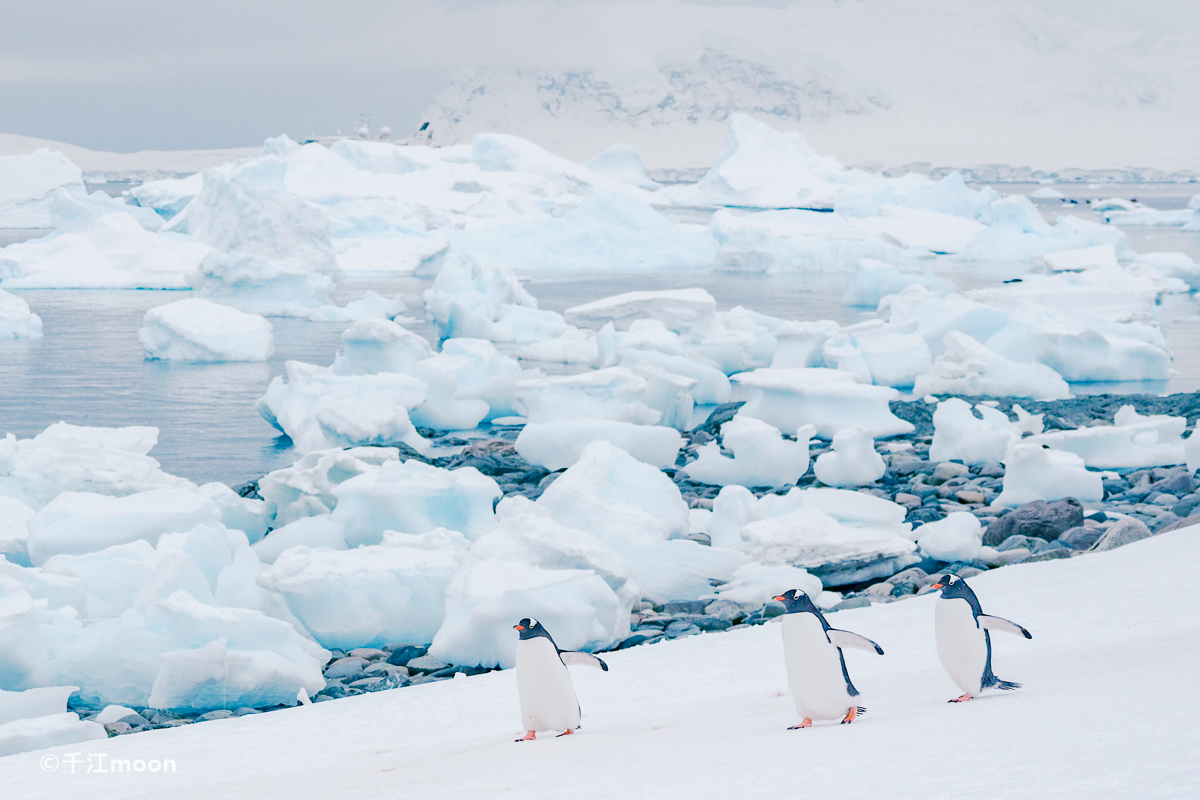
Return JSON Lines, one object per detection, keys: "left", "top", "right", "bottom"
{"left": 513, "top": 618, "right": 608, "bottom": 741}
{"left": 930, "top": 574, "right": 1032, "bottom": 703}
{"left": 773, "top": 589, "right": 884, "bottom": 729}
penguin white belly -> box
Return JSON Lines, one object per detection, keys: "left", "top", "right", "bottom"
{"left": 935, "top": 597, "right": 987, "bottom": 694}
{"left": 515, "top": 638, "right": 581, "bottom": 732}
{"left": 781, "top": 614, "right": 853, "bottom": 720}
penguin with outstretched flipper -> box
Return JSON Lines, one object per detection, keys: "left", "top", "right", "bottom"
{"left": 930, "top": 574, "right": 1032, "bottom": 703}
{"left": 774, "top": 589, "right": 884, "bottom": 729}
{"left": 513, "top": 618, "right": 608, "bottom": 741}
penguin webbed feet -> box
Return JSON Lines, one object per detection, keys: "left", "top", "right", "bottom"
{"left": 840, "top": 706, "right": 863, "bottom": 725}
{"left": 948, "top": 693, "right": 973, "bottom": 703}
{"left": 555, "top": 727, "right": 579, "bottom": 738}
{"left": 516, "top": 730, "right": 537, "bottom": 742}
{"left": 788, "top": 718, "right": 813, "bottom": 730}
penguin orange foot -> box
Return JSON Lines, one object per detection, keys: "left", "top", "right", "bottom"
{"left": 840, "top": 706, "right": 864, "bottom": 724}
{"left": 516, "top": 731, "right": 537, "bottom": 742}
{"left": 556, "top": 728, "right": 575, "bottom": 737}
{"left": 788, "top": 719, "right": 813, "bottom": 730}
{"left": 949, "top": 693, "right": 973, "bottom": 703}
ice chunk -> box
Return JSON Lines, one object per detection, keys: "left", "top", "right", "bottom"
{"left": 255, "top": 361, "right": 428, "bottom": 454}
{"left": 536, "top": 441, "right": 689, "bottom": 548}
{"left": 257, "top": 446, "right": 400, "bottom": 527}
{"left": 0, "top": 685, "right": 79, "bottom": 726}
{"left": 928, "top": 398, "right": 1022, "bottom": 466}
{"left": 423, "top": 253, "right": 549, "bottom": 342}
{"left": 0, "top": 288, "right": 43, "bottom": 339}
{"left": 518, "top": 328, "right": 600, "bottom": 364}
{"left": 813, "top": 425, "right": 885, "bottom": 487}
{"left": 0, "top": 213, "right": 211, "bottom": 289}
{"left": 0, "top": 574, "right": 53, "bottom": 690}
{"left": 961, "top": 194, "right": 1131, "bottom": 262}
{"left": 26, "top": 488, "right": 222, "bottom": 565}
{"left": 614, "top": 348, "right": 731, "bottom": 406}
{"left": 429, "top": 558, "right": 625, "bottom": 668}
{"left": 912, "top": 331, "right": 1071, "bottom": 400}
{"left": 565, "top": 288, "right": 717, "bottom": 332}
{"left": 733, "top": 368, "right": 913, "bottom": 439}
{"left": 309, "top": 291, "right": 407, "bottom": 322}
{"left": 474, "top": 497, "right": 642, "bottom": 605}
{"left": 186, "top": 166, "right": 336, "bottom": 272}
{"left": 0, "top": 149, "right": 84, "bottom": 228}
{"left": 0, "top": 423, "right": 184, "bottom": 510}
{"left": 331, "top": 459, "right": 500, "bottom": 547}
{"left": 0, "top": 496, "right": 36, "bottom": 566}
{"left": 994, "top": 442, "right": 1103, "bottom": 507}
{"left": 516, "top": 367, "right": 664, "bottom": 426}
{"left": 329, "top": 319, "right": 432, "bottom": 376}
{"left": 515, "top": 420, "right": 683, "bottom": 471}
{"left": 1030, "top": 187, "right": 1065, "bottom": 199}
{"left": 621, "top": 539, "right": 749, "bottom": 602}
{"left": 841, "top": 259, "right": 954, "bottom": 308}
{"left": 915, "top": 512, "right": 983, "bottom": 563}
{"left": 189, "top": 252, "right": 336, "bottom": 317}
{"left": 257, "top": 535, "right": 468, "bottom": 649}
{"left": 130, "top": 171, "right": 205, "bottom": 218}
{"left": 410, "top": 339, "right": 521, "bottom": 430}
{"left": 252, "top": 516, "right": 347, "bottom": 565}
{"left": 583, "top": 144, "right": 662, "bottom": 189}
{"left": 49, "top": 187, "right": 163, "bottom": 233}
{"left": 197, "top": 482, "right": 270, "bottom": 543}
{"left": 770, "top": 320, "right": 840, "bottom": 369}
{"left": 41, "top": 540, "right": 158, "bottom": 617}
{"left": 739, "top": 507, "right": 917, "bottom": 586}
{"left": 710, "top": 562, "right": 822, "bottom": 604}
{"left": 682, "top": 418, "right": 814, "bottom": 489}
{"left": 139, "top": 298, "right": 273, "bottom": 362}
{"left": 1043, "top": 244, "right": 1120, "bottom": 272}
{"left": 1023, "top": 405, "right": 1188, "bottom": 469}
{"left": 1102, "top": 208, "right": 1195, "bottom": 227}
{"left": 0, "top": 712, "right": 106, "bottom": 758}
{"left": 821, "top": 319, "right": 932, "bottom": 388}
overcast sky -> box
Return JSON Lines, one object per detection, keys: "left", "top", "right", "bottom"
{"left": 1, "top": 0, "right": 1186, "bottom": 153}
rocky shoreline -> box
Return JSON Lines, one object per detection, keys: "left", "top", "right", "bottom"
{"left": 81, "top": 392, "right": 1200, "bottom": 737}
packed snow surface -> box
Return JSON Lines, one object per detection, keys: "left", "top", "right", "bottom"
{"left": 4, "top": 523, "right": 1197, "bottom": 798}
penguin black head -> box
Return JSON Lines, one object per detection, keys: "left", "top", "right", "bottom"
{"left": 930, "top": 574, "right": 973, "bottom": 601}
{"left": 773, "top": 589, "right": 821, "bottom": 615}
{"left": 514, "top": 618, "right": 554, "bottom": 642}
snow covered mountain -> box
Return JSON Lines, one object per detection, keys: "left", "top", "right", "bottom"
{"left": 412, "top": 0, "right": 1200, "bottom": 176}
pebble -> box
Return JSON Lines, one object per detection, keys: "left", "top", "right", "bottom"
{"left": 385, "top": 645, "right": 428, "bottom": 666}
{"left": 932, "top": 462, "right": 971, "bottom": 483}
{"left": 405, "top": 655, "right": 450, "bottom": 673}
{"left": 955, "top": 490, "right": 986, "bottom": 504}
{"left": 324, "top": 656, "right": 370, "bottom": 680}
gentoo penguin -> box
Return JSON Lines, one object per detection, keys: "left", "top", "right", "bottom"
{"left": 930, "top": 574, "right": 1032, "bottom": 703}
{"left": 513, "top": 618, "right": 609, "bottom": 741}
{"left": 773, "top": 589, "right": 884, "bottom": 729}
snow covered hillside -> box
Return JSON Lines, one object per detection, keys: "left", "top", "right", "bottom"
{"left": 4, "top": 523, "right": 1197, "bottom": 799}
{"left": 414, "top": 0, "right": 1200, "bottom": 176}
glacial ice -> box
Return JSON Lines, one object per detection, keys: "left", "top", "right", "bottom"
{"left": 813, "top": 425, "right": 886, "bottom": 487}
{"left": 993, "top": 443, "right": 1103, "bottom": 508}
{"left": 915, "top": 512, "right": 983, "bottom": 563}
{"left": 0, "top": 288, "right": 42, "bottom": 339}
{"left": 515, "top": 419, "right": 684, "bottom": 471}
{"left": 0, "top": 149, "right": 84, "bottom": 228}
{"left": 681, "top": 417, "right": 814, "bottom": 489}
{"left": 732, "top": 368, "right": 914, "bottom": 439}
{"left": 1023, "top": 405, "right": 1188, "bottom": 469}
{"left": 139, "top": 298, "right": 274, "bottom": 362}
{"left": 928, "top": 398, "right": 1022, "bottom": 466}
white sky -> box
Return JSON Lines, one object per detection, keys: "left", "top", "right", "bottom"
{"left": 1, "top": 0, "right": 1191, "bottom": 152}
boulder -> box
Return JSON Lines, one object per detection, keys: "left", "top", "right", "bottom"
{"left": 1091, "top": 517, "right": 1153, "bottom": 551}
{"left": 982, "top": 498, "right": 1083, "bottom": 547}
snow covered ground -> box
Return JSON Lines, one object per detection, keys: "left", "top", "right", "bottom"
{"left": 3, "top": 523, "right": 1197, "bottom": 798}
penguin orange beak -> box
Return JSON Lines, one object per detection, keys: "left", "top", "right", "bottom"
{"left": 772, "top": 595, "right": 785, "bottom": 602}
{"left": 514, "top": 624, "right": 525, "bottom": 631}
{"left": 930, "top": 583, "right": 944, "bottom": 590}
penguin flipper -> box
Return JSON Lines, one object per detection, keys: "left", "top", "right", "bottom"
{"left": 977, "top": 614, "right": 1032, "bottom": 639}
{"left": 559, "top": 651, "right": 609, "bottom": 671}
{"left": 827, "top": 629, "right": 885, "bottom": 655}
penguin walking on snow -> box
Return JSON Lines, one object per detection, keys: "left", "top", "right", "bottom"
{"left": 513, "top": 618, "right": 609, "bottom": 741}
{"left": 774, "top": 589, "right": 885, "bottom": 729}
{"left": 930, "top": 574, "right": 1032, "bottom": 703}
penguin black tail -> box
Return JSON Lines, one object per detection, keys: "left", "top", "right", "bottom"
{"left": 994, "top": 680, "right": 1022, "bottom": 692}
{"left": 856, "top": 706, "right": 867, "bottom": 715}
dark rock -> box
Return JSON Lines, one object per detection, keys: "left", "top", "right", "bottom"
{"left": 386, "top": 645, "right": 428, "bottom": 666}
{"left": 1151, "top": 512, "right": 1181, "bottom": 531}
{"left": 1020, "top": 548, "right": 1074, "bottom": 563}
{"left": 405, "top": 655, "right": 449, "bottom": 673}
{"left": 1150, "top": 471, "right": 1195, "bottom": 497}
{"left": 977, "top": 462, "right": 1005, "bottom": 478}
{"left": 981, "top": 498, "right": 1083, "bottom": 546}
{"left": 664, "top": 621, "right": 701, "bottom": 637}
{"left": 195, "top": 710, "right": 234, "bottom": 722}
{"left": 315, "top": 684, "right": 356, "bottom": 700}
{"left": 906, "top": 507, "right": 945, "bottom": 525}
{"left": 1157, "top": 513, "right": 1200, "bottom": 534}
{"left": 1092, "top": 517, "right": 1153, "bottom": 551}
{"left": 830, "top": 597, "right": 871, "bottom": 612}
{"left": 662, "top": 600, "right": 713, "bottom": 615}
{"left": 1058, "top": 526, "right": 1104, "bottom": 550}
{"left": 361, "top": 674, "right": 410, "bottom": 691}
{"left": 890, "top": 582, "right": 917, "bottom": 597}
{"left": 1085, "top": 510, "right": 1109, "bottom": 523}
{"left": 1101, "top": 478, "right": 1129, "bottom": 499}
{"left": 997, "top": 534, "right": 1039, "bottom": 552}
{"left": 889, "top": 456, "right": 933, "bottom": 476}
{"left": 704, "top": 599, "right": 743, "bottom": 621}
{"left": 618, "top": 633, "right": 663, "bottom": 649}
{"left": 1030, "top": 538, "right": 1071, "bottom": 554}
{"left": 104, "top": 722, "right": 132, "bottom": 735}
{"left": 232, "top": 708, "right": 261, "bottom": 716}
{"left": 1171, "top": 494, "right": 1200, "bottom": 519}
{"left": 324, "top": 656, "right": 369, "bottom": 680}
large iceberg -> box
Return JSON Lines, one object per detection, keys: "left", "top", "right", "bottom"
{"left": 139, "top": 298, "right": 274, "bottom": 362}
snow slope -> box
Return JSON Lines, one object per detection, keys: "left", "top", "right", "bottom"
{"left": 5, "top": 523, "right": 1197, "bottom": 798}
{"left": 414, "top": 0, "right": 1200, "bottom": 176}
